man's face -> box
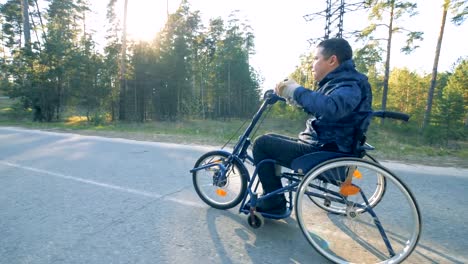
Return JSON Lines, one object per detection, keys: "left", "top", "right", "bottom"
{"left": 312, "top": 47, "right": 339, "bottom": 82}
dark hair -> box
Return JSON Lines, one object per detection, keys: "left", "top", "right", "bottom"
{"left": 317, "top": 38, "right": 352, "bottom": 64}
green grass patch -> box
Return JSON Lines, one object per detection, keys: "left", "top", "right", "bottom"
{"left": 0, "top": 106, "right": 466, "bottom": 167}
{"left": 0, "top": 97, "right": 15, "bottom": 111}
{"left": 0, "top": 97, "right": 32, "bottom": 121}
{"left": 364, "top": 122, "right": 467, "bottom": 166}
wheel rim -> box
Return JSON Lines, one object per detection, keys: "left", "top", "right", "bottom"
{"left": 194, "top": 155, "right": 244, "bottom": 207}
{"left": 296, "top": 159, "right": 421, "bottom": 264}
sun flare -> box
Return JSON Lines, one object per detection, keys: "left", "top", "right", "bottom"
{"left": 119, "top": 0, "right": 176, "bottom": 42}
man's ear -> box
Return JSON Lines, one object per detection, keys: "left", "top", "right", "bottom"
{"left": 328, "top": 55, "right": 338, "bottom": 66}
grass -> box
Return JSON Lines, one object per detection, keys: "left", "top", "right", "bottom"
{"left": 0, "top": 97, "right": 467, "bottom": 168}
{"left": 0, "top": 96, "right": 15, "bottom": 110}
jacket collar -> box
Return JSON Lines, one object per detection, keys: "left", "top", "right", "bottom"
{"left": 318, "top": 59, "right": 356, "bottom": 87}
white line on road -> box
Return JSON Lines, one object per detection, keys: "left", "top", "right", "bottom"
{"left": 0, "top": 126, "right": 213, "bottom": 152}
{"left": 0, "top": 160, "right": 204, "bottom": 208}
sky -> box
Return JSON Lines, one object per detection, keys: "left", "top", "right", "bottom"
{"left": 85, "top": 0, "right": 467, "bottom": 90}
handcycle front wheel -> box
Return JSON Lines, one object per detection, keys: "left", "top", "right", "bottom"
{"left": 308, "top": 154, "right": 386, "bottom": 215}
{"left": 192, "top": 151, "right": 248, "bottom": 210}
{"left": 296, "top": 158, "right": 421, "bottom": 264}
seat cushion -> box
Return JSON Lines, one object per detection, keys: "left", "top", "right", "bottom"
{"left": 291, "top": 151, "right": 355, "bottom": 174}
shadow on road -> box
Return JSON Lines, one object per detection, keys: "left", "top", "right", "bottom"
{"left": 204, "top": 207, "right": 331, "bottom": 264}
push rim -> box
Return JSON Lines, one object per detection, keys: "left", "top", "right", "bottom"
{"left": 296, "top": 158, "right": 421, "bottom": 264}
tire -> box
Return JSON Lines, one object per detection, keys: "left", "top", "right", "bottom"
{"left": 247, "top": 212, "right": 264, "bottom": 229}
{"left": 308, "top": 154, "right": 386, "bottom": 215}
{"left": 192, "top": 151, "right": 248, "bottom": 210}
{"left": 296, "top": 158, "right": 421, "bottom": 264}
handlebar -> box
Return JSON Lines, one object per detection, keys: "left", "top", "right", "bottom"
{"left": 263, "top": 89, "right": 286, "bottom": 105}
{"left": 372, "top": 111, "right": 410, "bottom": 122}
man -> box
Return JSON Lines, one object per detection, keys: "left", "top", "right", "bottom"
{"left": 251, "top": 38, "right": 373, "bottom": 214}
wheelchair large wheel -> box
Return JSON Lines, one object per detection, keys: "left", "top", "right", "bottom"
{"left": 192, "top": 151, "right": 248, "bottom": 210}
{"left": 296, "top": 158, "right": 421, "bottom": 264}
{"left": 308, "top": 154, "right": 386, "bottom": 215}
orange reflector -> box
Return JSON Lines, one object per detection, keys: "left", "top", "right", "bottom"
{"left": 216, "top": 189, "right": 227, "bottom": 196}
{"left": 340, "top": 184, "right": 360, "bottom": 196}
{"left": 353, "top": 169, "right": 362, "bottom": 179}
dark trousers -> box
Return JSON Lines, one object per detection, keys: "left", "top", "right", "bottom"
{"left": 252, "top": 133, "right": 322, "bottom": 194}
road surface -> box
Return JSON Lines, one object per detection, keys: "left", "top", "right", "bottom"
{"left": 1, "top": 127, "right": 467, "bottom": 263}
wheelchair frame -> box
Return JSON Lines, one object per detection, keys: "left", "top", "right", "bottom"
{"left": 190, "top": 90, "right": 421, "bottom": 264}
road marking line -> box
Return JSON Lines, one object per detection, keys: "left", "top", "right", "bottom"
{"left": 0, "top": 161, "right": 204, "bottom": 208}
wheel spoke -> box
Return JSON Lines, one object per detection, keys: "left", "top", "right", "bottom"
{"left": 296, "top": 158, "right": 421, "bottom": 264}
{"left": 192, "top": 151, "right": 248, "bottom": 210}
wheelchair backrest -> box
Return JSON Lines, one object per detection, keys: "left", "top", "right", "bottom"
{"left": 291, "top": 111, "right": 410, "bottom": 175}
{"left": 353, "top": 110, "right": 410, "bottom": 156}
{"left": 350, "top": 111, "right": 374, "bottom": 157}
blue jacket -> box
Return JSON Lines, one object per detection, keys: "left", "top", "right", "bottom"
{"left": 293, "top": 59, "right": 373, "bottom": 153}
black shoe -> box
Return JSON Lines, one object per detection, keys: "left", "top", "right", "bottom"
{"left": 245, "top": 195, "right": 287, "bottom": 214}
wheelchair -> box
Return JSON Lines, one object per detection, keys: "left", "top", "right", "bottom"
{"left": 190, "top": 90, "right": 421, "bottom": 264}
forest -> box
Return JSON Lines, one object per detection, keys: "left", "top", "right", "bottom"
{"left": 0, "top": 0, "right": 466, "bottom": 146}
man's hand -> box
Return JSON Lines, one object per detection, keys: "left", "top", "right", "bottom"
{"left": 275, "top": 78, "right": 300, "bottom": 99}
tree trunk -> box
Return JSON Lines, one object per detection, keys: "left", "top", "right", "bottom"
{"left": 33, "top": 0, "right": 46, "bottom": 34}
{"left": 0, "top": 21, "right": 6, "bottom": 60}
{"left": 22, "top": 0, "right": 39, "bottom": 121}
{"left": 119, "top": 0, "right": 129, "bottom": 121}
{"left": 227, "top": 61, "right": 231, "bottom": 117}
{"left": 382, "top": 1, "right": 394, "bottom": 113}
{"left": 21, "top": 0, "right": 31, "bottom": 51}
{"left": 421, "top": 0, "right": 449, "bottom": 132}
{"left": 28, "top": 12, "right": 41, "bottom": 46}
{"left": 380, "top": 1, "right": 395, "bottom": 125}
{"left": 200, "top": 71, "right": 205, "bottom": 119}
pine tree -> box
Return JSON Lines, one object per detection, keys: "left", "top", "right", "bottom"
{"left": 422, "top": 0, "right": 467, "bottom": 132}
{"left": 357, "top": 0, "right": 423, "bottom": 117}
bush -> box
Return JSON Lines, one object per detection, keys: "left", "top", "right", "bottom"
{"left": 89, "top": 112, "right": 110, "bottom": 126}
{"left": 0, "top": 101, "right": 31, "bottom": 120}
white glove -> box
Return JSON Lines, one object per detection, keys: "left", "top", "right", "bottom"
{"left": 275, "top": 78, "right": 300, "bottom": 106}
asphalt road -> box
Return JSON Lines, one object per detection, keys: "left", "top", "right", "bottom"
{"left": 1, "top": 127, "right": 467, "bottom": 264}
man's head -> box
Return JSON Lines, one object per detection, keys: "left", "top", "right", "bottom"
{"left": 312, "top": 38, "right": 353, "bottom": 82}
